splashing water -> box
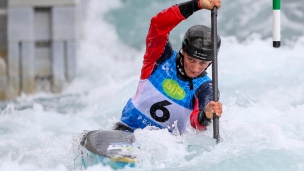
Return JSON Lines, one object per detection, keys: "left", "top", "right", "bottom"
{"left": 1, "top": 0, "right": 304, "bottom": 170}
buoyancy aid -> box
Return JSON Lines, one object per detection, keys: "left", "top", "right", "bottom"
{"left": 120, "top": 51, "right": 211, "bottom": 134}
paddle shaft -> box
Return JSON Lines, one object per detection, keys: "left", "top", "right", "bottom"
{"left": 211, "top": 7, "right": 220, "bottom": 143}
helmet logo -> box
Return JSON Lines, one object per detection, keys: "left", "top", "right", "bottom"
{"left": 193, "top": 50, "right": 207, "bottom": 59}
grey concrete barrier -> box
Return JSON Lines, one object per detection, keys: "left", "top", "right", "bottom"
{"left": 0, "top": 57, "right": 6, "bottom": 100}
{"left": 7, "top": 43, "right": 20, "bottom": 99}
{"left": 21, "top": 42, "right": 35, "bottom": 94}
{"left": 52, "top": 41, "right": 65, "bottom": 93}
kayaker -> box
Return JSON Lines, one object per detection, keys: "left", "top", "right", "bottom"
{"left": 114, "top": 0, "right": 223, "bottom": 135}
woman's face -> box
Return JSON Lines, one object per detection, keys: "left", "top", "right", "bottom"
{"left": 182, "top": 51, "right": 211, "bottom": 78}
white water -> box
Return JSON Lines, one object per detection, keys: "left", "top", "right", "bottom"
{"left": 1, "top": 0, "right": 304, "bottom": 170}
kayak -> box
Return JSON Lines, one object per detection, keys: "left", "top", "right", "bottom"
{"left": 80, "top": 130, "right": 137, "bottom": 169}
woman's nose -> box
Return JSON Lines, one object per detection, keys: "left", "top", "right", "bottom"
{"left": 192, "top": 63, "right": 202, "bottom": 72}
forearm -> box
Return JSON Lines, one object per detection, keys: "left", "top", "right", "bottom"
{"left": 190, "top": 98, "right": 208, "bottom": 130}
{"left": 190, "top": 81, "right": 213, "bottom": 129}
{"left": 179, "top": 0, "right": 201, "bottom": 18}
{"left": 190, "top": 104, "right": 212, "bottom": 130}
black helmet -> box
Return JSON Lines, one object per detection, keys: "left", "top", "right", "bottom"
{"left": 182, "top": 25, "right": 221, "bottom": 61}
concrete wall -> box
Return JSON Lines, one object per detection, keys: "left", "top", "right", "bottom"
{"left": 7, "top": 8, "right": 35, "bottom": 97}
{"left": 8, "top": 0, "right": 79, "bottom": 7}
{"left": 52, "top": 7, "right": 78, "bottom": 83}
{"left": 0, "top": 57, "right": 6, "bottom": 100}
{"left": 0, "top": 1, "right": 8, "bottom": 72}
{"left": 8, "top": 8, "right": 33, "bottom": 42}
{"left": 0, "top": 0, "right": 84, "bottom": 100}
{"left": 0, "top": 14, "right": 7, "bottom": 53}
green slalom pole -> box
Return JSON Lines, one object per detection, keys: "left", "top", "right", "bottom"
{"left": 273, "top": 0, "right": 281, "bottom": 48}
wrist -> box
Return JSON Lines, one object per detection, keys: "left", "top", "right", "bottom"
{"left": 204, "top": 104, "right": 213, "bottom": 119}
{"left": 205, "top": 109, "right": 213, "bottom": 119}
{"left": 198, "top": 111, "right": 211, "bottom": 126}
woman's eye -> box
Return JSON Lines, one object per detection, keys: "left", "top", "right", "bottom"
{"left": 201, "top": 61, "right": 210, "bottom": 65}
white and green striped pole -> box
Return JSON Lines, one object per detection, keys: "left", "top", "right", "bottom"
{"left": 273, "top": 0, "right": 281, "bottom": 48}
